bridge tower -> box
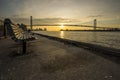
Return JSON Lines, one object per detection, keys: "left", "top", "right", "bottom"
{"left": 94, "top": 19, "right": 97, "bottom": 31}
{"left": 30, "top": 16, "right": 33, "bottom": 30}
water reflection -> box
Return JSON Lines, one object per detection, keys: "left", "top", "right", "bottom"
{"left": 33, "top": 31, "right": 120, "bottom": 49}
{"left": 60, "top": 31, "right": 64, "bottom": 38}
{"left": 92, "top": 32, "right": 97, "bottom": 42}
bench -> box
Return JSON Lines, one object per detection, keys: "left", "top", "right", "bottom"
{"left": 4, "top": 18, "right": 35, "bottom": 54}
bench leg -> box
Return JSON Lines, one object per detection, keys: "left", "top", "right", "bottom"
{"left": 22, "top": 41, "right": 26, "bottom": 54}
{"left": 4, "top": 24, "right": 7, "bottom": 38}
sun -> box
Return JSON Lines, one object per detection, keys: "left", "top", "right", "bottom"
{"left": 59, "top": 23, "right": 64, "bottom": 29}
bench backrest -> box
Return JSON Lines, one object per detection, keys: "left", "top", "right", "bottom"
{"left": 4, "top": 18, "right": 35, "bottom": 42}
{"left": 20, "top": 24, "right": 27, "bottom": 31}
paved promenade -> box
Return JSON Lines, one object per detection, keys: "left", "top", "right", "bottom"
{"left": 0, "top": 36, "right": 120, "bottom": 80}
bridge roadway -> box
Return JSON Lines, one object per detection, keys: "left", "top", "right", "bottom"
{"left": 27, "top": 24, "right": 120, "bottom": 30}
{"left": 0, "top": 35, "right": 120, "bottom": 80}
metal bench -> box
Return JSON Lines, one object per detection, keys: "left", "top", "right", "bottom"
{"left": 4, "top": 18, "right": 35, "bottom": 54}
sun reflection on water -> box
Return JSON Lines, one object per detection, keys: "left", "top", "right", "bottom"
{"left": 60, "top": 31, "right": 64, "bottom": 38}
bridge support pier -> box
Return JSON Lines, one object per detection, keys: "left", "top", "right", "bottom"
{"left": 30, "top": 16, "right": 33, "bottom": 31}
{"left": 94, "top": 19, "right": 97, "bottom": 31}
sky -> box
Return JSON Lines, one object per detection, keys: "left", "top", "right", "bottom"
{"left": 0, "top": 0, "right": 120, "bottom": 27}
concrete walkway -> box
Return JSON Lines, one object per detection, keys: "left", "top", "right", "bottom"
{"left": 0, "top": 36, "right": 120, "bottom": 80}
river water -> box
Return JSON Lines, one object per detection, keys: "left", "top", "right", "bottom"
{"left": 33, "top": 31, "right": 120, "bottom": 50}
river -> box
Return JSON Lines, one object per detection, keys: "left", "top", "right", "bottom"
{"left": 33, "top": 31, "right": 120, "bottom": 50}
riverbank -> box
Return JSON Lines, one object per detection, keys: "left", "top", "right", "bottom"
{"left": 0, "top": 36, "right": 120, "bottom": 80}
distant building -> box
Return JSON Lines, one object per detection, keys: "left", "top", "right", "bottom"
{"left": 60, "top": 29, "right": 63, "bottom": 31}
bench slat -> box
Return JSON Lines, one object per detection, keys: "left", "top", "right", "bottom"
{"left": 4, "top": 19, "right": 35, "bottom": 42}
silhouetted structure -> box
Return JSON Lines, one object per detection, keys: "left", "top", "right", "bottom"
{"left": 3, "top": 19, "right": 11, "bottom": 38}
{"left": 94, "top": 19, "right": 97, "bottom": 31}
{"left": 0, "top": 20, "right": 4, "bottom": 37}
{"left": 44, "top": 28, "right": 47, "bottom": 31}
{"left": 30, "top": 16, "right": 33, "bottom": 30}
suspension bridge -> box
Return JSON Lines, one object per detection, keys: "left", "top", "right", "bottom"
{"left": 29, "top": 16, "right": 120, "bottom": 31}
{"left": 0, "top": 17, "right": 120, "bottom": 31}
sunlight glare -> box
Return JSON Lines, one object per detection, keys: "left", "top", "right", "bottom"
{"left": 59, "top": 23, "right": 64, "bottom": 29}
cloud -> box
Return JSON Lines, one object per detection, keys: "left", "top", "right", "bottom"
{"left": 9, "top": 17, "right": 81, "bottom": 25}
{"left": 11, "top": 15, "right": 20, "bottom": 18}
{"left": 32, "top": 18, "right": 81, "bottom": 25}
{"left": 87, "top": 15, "right": 104, "bottom": 18}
